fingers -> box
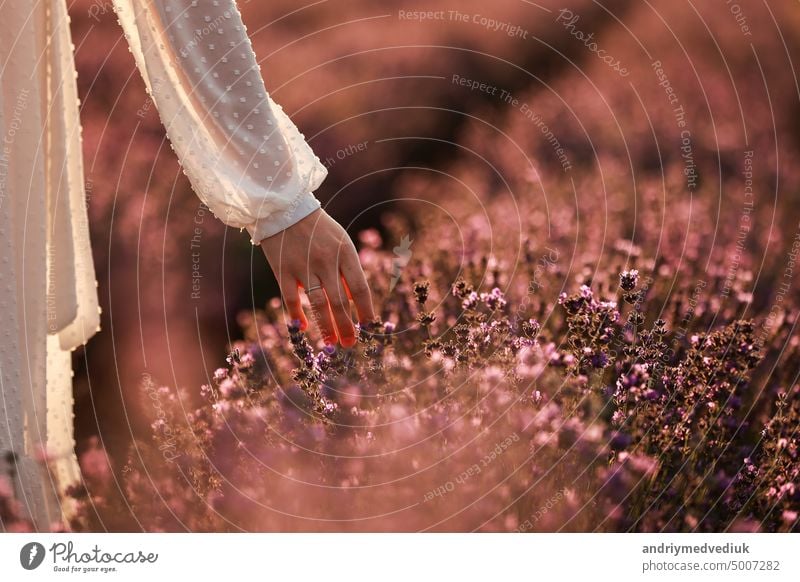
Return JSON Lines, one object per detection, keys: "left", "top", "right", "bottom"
{"left": 279, "top": 275, "right": 308, "bottom": 331}
{"left": 303, "top": 278, "right": 339, "bottom": 346}
{"left": 340, "top": 246, "right": 376, "bottom": 324}
{"left": 263, "top": 210, "right": 372, "bottom": 348}
{"left": 320, "top": 270, "right": 357, "bottom": 347}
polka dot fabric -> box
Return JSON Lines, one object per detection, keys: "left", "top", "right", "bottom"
{"left": 1, "top": 0, "right": 328, "bottom": 531}
{"left": 113, "top": 0, "right": 328, "bottom": 244}
{"left": 1, "top": 0, "right": 90, "bottom": 530}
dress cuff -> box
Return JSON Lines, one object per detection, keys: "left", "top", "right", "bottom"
{"left": 246, "top": 191, "right": 322, "bottom": 245}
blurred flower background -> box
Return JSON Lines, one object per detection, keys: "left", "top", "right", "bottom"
{"left": 3, "top": 0, "right": 799, "bottom": 531}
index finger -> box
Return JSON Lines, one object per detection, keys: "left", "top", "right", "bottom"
{"left": 340, "top": 248, "right": 376, "bottom": 324}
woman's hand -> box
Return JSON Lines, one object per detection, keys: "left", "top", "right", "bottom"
{"left": 260, "top": 208, "right": 375, "bottom": 347}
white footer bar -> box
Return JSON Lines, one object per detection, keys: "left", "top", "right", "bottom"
{"left": 1, "top": 533, "right": 797, "bottom": 581}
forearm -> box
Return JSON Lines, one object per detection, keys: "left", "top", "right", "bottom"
{"left": 112, "top": 0, "right": 327, "bottom": 243}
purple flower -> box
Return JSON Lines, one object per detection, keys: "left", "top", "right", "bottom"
{"left": 620, "top": 269, "right": 640, "bottom": 291}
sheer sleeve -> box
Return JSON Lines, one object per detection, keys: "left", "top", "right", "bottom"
{"left": 111, "top": 0, "right": 328, "bottom": 243}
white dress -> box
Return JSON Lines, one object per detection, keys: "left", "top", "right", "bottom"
{"left": 0, "top": 0, "right": 327, "bottom": 530}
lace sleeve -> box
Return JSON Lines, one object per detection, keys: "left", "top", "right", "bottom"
{"left": 111, "top": 0, "right": 328, "bottom": 243}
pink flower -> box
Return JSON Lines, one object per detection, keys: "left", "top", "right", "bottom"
{"left": 358, "top": 228, "right": 382, "bottom": 249}
{"left": 78, "top": 437, "right": 112, "bottom": 485}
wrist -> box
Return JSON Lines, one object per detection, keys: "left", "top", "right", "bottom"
{"left": 247, "top": 192, "right": 322, "bottom": 245}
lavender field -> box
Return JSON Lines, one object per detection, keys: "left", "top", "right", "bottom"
{"left": 3, "top": 0, "right": 799, "bottom": 532}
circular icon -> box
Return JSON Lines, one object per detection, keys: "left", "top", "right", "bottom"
{"left": 19, "top": 542, "right": 46, "bottom": 570}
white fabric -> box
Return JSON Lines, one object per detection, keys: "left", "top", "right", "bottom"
{"left": 113, "top": 0, "right": 328, "bottom": 242}
{"left": 0, "top": 0, "right": 326, "bottom": 530}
